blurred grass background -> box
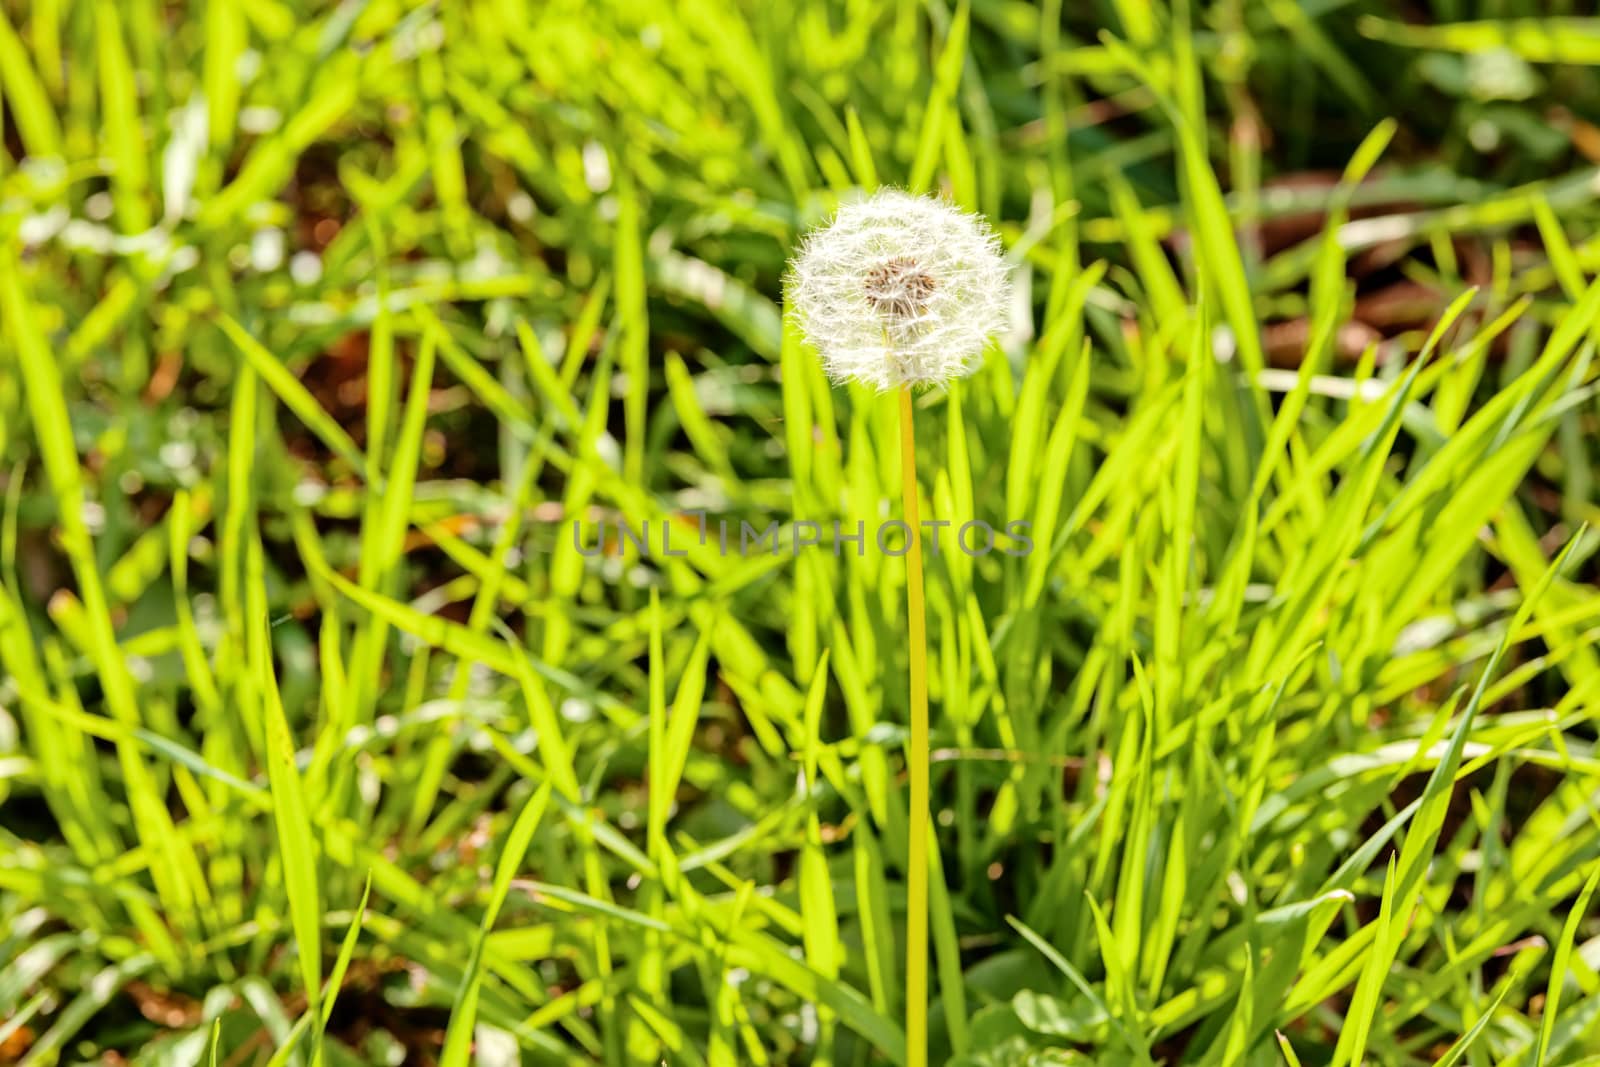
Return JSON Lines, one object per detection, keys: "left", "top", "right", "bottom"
{"left": 5, "top": 0, "right": 1600, "bottom": 1064}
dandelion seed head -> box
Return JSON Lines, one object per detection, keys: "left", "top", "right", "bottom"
{"left": 785, "top": 189, "right": 1012, "bottom": 391}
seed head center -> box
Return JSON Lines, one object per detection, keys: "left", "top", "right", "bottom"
{"left": 864, "top": 256, "right": 937, "bottom": 323}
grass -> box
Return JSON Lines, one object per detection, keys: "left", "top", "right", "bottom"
{"left": 4, "top": 0, "right": 1600, "bottom": 1065}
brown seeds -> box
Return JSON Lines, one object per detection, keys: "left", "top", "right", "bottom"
{"left": 863, "top": 255, "right": 937, "bottom": 323}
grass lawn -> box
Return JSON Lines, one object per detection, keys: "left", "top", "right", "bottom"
{"left": 4, "top": 1, "right": 1600, "bottom": 1064}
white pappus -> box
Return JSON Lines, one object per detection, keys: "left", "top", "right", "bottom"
{"left": 785, "top": 188, "right": 1013, "bottom": 391}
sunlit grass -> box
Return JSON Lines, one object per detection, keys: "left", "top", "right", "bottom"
{"left": 4, "top": 1, "right": 1600, "bottom": 1065}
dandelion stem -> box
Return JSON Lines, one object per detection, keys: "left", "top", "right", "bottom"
{"left": 898, "top": 382, "right": 931, "bottom": 1067}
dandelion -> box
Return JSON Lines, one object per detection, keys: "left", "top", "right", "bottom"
{"left": 785, "top": 189, "right": 1012, "bottom": 391}
{"left": 785, "top": 188, "right": 1013, "bottom": 1067}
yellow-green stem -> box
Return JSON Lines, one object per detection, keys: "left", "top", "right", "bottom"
{"left": 898, "top": 383, "right": 930, "bottom": 1067}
